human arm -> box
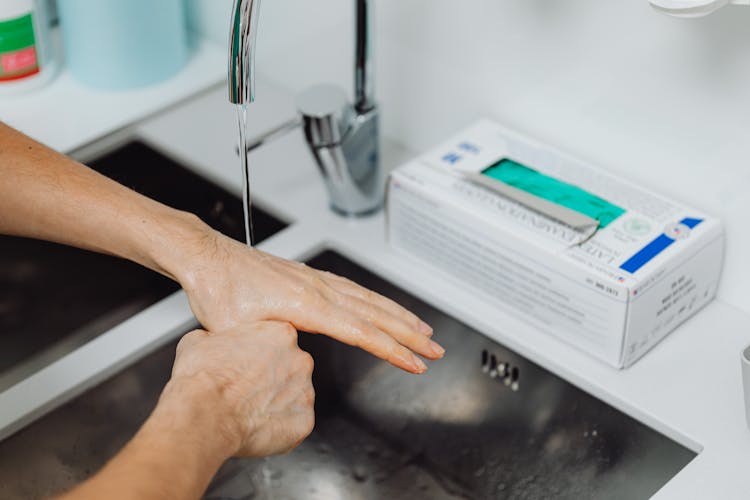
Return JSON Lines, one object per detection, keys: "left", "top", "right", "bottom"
{"left": 57, "top": 322, "right": 315, "bottom": 500}
{"left": 0, "top": 122, "right": 443, "bottom": 373}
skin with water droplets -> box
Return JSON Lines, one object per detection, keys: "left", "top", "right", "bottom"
{"left": 178, "top": 234, "right": 442, "bottom": 374}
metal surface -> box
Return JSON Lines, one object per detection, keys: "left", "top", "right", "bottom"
{"left": 296, "top": 85, "right": 352, "bottom": 147}
{"left": 462, "top": 172, "right": 600, "bottom": 238}
{"left": 228, "top": 0, "right": 262, "bottom": 105}
{"left": 0, "top": 251, "right": 695, "bottom": 499}
{"left": 238, "top": 116, "right": 302, "bottom": 154}
{"left": 742, "top": 344, "right": 750, "bottom": 432}
{"left": 354, "top": 0, "right": 375, "bottom": 113}
{"left": 0, "top": 142, "right": 287, "bottom": 392}
{"left": 297, "top": 85, "right": 382, "bottom": 216}
{"left": 228, "top": 0, "right": 384, "bottom": 216}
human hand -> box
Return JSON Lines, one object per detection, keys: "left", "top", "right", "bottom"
{"left": 162, "top": 322, "right": 315, "bottom": 458}
{"left": 176, "top": 232, "right": 444, "bottom": 374}
{"left": 55, "top": 323, "right": 313, "bottom": 500}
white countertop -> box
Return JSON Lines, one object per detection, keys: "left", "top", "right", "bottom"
{"left": 0, "top": 38, "right": 226, "bottom": 153}
{"left": 1, "top": 76, "right": 750, "bottom": 498}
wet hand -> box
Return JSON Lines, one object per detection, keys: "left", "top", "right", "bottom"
{"left": 178, "top": 232, "right": 443, "bottom": 374}
{"left": 164, "top": 322, "right": 316, "bottom": 458}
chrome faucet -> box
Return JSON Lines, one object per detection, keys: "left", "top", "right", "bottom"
{"left": 229, "top": 0, "right": 383, "bottom": 216}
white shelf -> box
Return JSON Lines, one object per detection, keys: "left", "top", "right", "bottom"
{"left": 0, "top": 38, "right": 226, "bottom": 154}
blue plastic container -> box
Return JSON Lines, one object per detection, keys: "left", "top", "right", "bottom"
{"left": 57, "top": 0, "right": 189, "bottom": 90}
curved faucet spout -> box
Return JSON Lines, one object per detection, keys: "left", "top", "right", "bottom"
{"left": 229, "top": 0, "right": 373, "bottom": 110}
{"left": 228, "top": 0, "right": 383, "bottom": 216}
{"left": 354, "top": 0, "right": 374, "bottom": 113}
{"left": 228, "top": 0, "right": 262, "bottom": 105}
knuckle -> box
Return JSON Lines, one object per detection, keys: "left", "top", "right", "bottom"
{"left": 300, "top": 352, "right": 315, "bottom": 373}
{"left": 353, "top": 323, "right": 378, "bottom": 350}
{"left": 290, "top": 351, "right": 314, "bottom": 379}
{"left": 176, "top": 329, "right": 201, "bottom": 352}
{"left": 360, "top": 301, "right": 379, "bottom": 322}
{"left": 175, "top": 337, "right": 188, "bottom": 354}
{"left": 304, "top": 267, "right": 326, "bottom": 286}
{"left": 273, "top": 322, "right": 298, "bottom": 342}
{"left": 383, "top": 339, "right": 406, "bottom": 363}
{"left": 362, "top": 288, "right": 379, "bottom": 305}
{"left": 283, "top": 322, "right": 298, "bottom": 338}
{"left": 350, "top": 327, "right": 370, "bottom": 350}
{"left": 319, "top": 270, "right": 338, "bottom": 281}
{"left": 338, "top": 274, "right": 357, "bottom": 286}
{"left": 304, "top": 387, "right": 316, "bottom": 406}
{"left": 301, "top": 412, "right": 315, "bottom": 437}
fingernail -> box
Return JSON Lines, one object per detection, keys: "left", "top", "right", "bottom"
{"left": 412, "top": 354, "right": 427, "bottom": 373}
{"left": 418, "top": 321, "right": 433, "bottom": 336}
{"left": 429, "top": 340, "right": 445, "bottom": 358}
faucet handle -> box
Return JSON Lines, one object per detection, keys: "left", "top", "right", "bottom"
{"left": 296, "top": 84, "right": 354, "bottom": 147}
{"left": 296, "top": 83, "right": 382, "bottom": 216}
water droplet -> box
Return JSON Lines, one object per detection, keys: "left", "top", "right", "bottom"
{"left": 592, "top": 430, "right": 598, "bottom": 437}
{"left": 474, "top": 466, "right": 486, "bottom": 477}
{"left": 497, "top": 483, "right": 507, "bottom": 491}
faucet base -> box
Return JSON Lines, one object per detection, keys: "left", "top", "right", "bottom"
{"left": 329, "top": 200, "right": 383, "bottom": 218}
{"left": 298, "top": 85, "right": 384, "bottom": 216}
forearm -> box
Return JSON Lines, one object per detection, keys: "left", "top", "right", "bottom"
{"left": 57, "top": 377, "right": 234, "bottom": 500}
{"left": 0, "top": 122, "right": 212, "bottom": 282}
{"left": 1, "top": 123, "right": 441, "bottom": 375}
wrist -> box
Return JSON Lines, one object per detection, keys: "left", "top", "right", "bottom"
{"left": 137, "top": 208, "right": 219, "bottom": 284}
{"left": 144, "top": 374, "right": 240, "bottom": 464}
{"left": 76, "top": 376, "right": 237, "bottom": 499}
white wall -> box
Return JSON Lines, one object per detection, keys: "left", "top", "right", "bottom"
{"left": 192, "top": 1, "right": 750, "bottom": 312}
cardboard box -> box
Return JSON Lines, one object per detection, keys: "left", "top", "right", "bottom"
{"left": 387, "top": 120, "right": 724, "bottom": 368}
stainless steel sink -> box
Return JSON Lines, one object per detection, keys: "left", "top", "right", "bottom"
{"left": 0, "top": 141, "right": 287, "bottom": 391}
{"left": 0, "top": 250, "right": 695, "bottom": 500}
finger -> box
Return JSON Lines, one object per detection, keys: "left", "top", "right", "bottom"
{"left": 255, "top": 320, "right": 299, "bottom": 346}
{"left": 333, "top": 293, "right": 444, "bottom": 360}
{"left": 317, "top": 270, "right": 433, "bottom": 336}
{"left": 176, "top": 329, "right": 208, "bottom": 352}
{"left": 225, "top": 321, "right": 298, "bottom": 349}
{"left": 289, "top": 303, "right": 428, "bottom": 374}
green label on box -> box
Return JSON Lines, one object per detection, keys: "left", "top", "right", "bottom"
{"left": 482, "top": 158, "right": 625, "bottom": 228}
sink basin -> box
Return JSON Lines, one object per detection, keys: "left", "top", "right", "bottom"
{"left": 0, "top": 251, "right": 695, "bottom": 499}
{"left": 0, "top": 141, "right": 287, "bottom": 391}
